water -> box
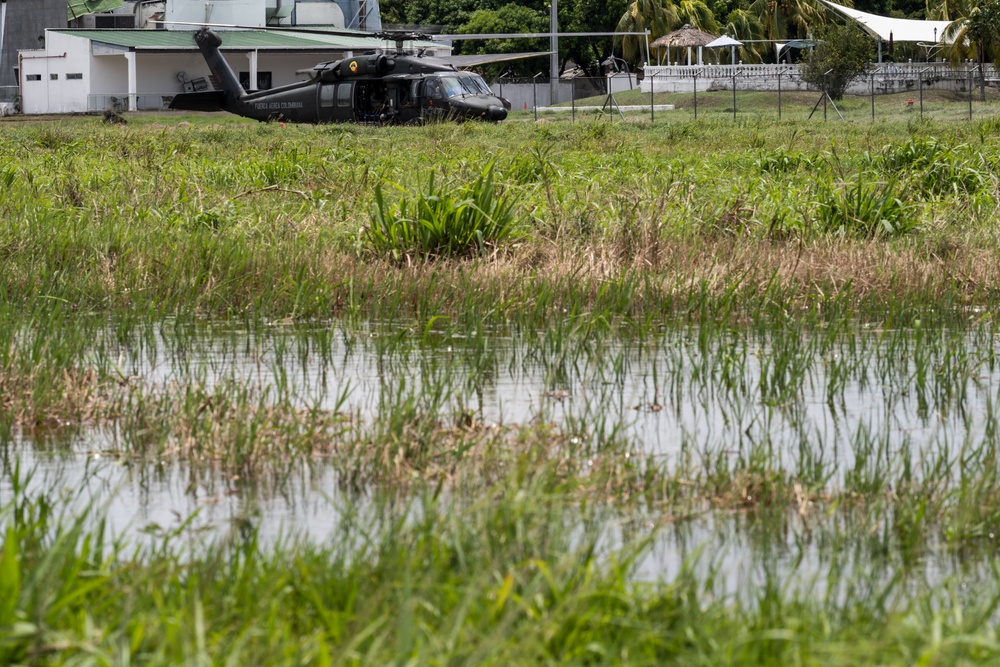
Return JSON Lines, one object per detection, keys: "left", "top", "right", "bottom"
{"left": 4, "top": 317, "right": 1000, "bottom": 589}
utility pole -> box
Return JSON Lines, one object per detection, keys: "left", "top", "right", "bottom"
{"left": 550, "top": 0, "right": 558, "bottom": 105}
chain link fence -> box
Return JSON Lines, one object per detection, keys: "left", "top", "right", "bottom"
{"left": 491, "top": 63, "right": 1000, "bottom": 124}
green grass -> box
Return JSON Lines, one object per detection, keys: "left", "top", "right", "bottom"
{"left": 6, "top": 109, "right": 1000, "bottom": 664}
{"left": 1, "top": 111, "right": 1000, "bottom": 323}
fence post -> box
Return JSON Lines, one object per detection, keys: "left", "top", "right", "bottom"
{"left": 693, "top": 70, "right": 698, "bottom": 120}
{"left": 572, "top": 78, "right": 576, "bottom": 123}
{"left": 870, "top": 68, "right": 875, "bottom": 121}
{"left": 732, "top": 69, "right": 737, "bottom": 121}
{"left": 533, "top": 72, "right": 542, "bottom": 122}
{"left": 969, "top": 64, "right": 974, "bottom": 120}
{"left": 777, "top": 69, "right": 782, "bottom": 120}
{"left": 650, "top": 70, "right": 654, "bottom": 123}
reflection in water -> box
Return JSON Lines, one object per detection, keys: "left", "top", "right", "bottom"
{"left": 4, "top": 318, "right": 1000, "bottom": 593}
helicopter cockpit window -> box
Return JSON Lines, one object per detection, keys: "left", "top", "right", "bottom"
{"left": 439, "top": 75, "right": 492, "bottom": 98}
{"left": 425, "top": 78, "right": 444, "bottom": 100}
{"left": 466, "top": 75, "right": 494, "bottom": 95}
{"left": 439, "top": 77, "right": 466, "bottom": 98}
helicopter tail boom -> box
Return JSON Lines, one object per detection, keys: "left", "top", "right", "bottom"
{"left": 169, "top": 90, "right": 227, "bottom": 113}
{"left": 194, "top": 29, "right": 246, "bottom": 108}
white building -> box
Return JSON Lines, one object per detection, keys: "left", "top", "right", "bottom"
{"left": 19, "top": 28, "right": 445, "bottom": 115}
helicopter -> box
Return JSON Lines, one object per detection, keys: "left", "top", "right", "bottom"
{"left": 169, "top": 28, "right": 511, "bottom": 124}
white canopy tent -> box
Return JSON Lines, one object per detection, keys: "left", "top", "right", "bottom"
{"left": 820, "top": 0, "right": 954, "bottom": 61}
{"left": 705, "top": 35, "right": 742, "bottom": 64}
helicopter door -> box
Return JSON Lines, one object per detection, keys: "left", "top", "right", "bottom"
{"left": 335, "top": 82, "right": 353, "bottom": 121}
{"left": 319, "top": 83, "right": 335, "bottom": 112}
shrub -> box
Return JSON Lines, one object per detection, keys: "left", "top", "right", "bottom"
{"left": 814, "top": 177, "right": 916, "bottom": 237}
{"left": 364, "top": 164, "right": 523, "bottom": 261}
{"left": 873, "top": 137, "right": 989, "bottom": 196}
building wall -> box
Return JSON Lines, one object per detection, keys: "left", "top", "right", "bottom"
{"left": 20, "top": 31, "right": 351, "bottom": 114}
{"left": 167, "top": 0, "right": 265, "bottom": 28}
{"left": 1, "top": 0, "right": 67, "bottom": 88}
{"left": 136, "top": 51, "right": 339, "bottom": 93}
{"left": 19, "top": 33, "right": 93, "bottom": 114}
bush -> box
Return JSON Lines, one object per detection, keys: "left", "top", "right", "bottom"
{"left": 364, "top": 164, "right": 523, "bottom": 262}
{"left": 873, "top": 137, "right": 990, "bottom": 197}
{"left": 814, "top": 177, "right": 916, "bottom": 237}
{"left": 801, "top": 24, "right": 874, "bottom": 100}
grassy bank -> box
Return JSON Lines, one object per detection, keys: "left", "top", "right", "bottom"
{"left": 1, "top": 112, "right": 1000, "bottom": 321}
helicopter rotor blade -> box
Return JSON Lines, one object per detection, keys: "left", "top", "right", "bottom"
{"left": 444, "top": 51, "right": 555, "bottom": 68}
{"left": 160, "top": 21, "right": 432, "bottom": 44}
{"left": 432, "top": 31, "right": 649, "bottom": 40}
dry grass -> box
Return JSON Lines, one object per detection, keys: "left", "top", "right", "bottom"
{"left": 314, "top": 233, "right": 998, "bottom": 322}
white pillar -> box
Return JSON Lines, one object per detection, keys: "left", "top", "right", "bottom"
{"left": 247, "top": 49, "right": 258, "bottom": 90}
{"left": 125, "top": 51, "right": 137, "bottom": 111}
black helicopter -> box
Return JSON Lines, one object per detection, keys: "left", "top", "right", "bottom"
{"left": 169, "top": 28, "right": 511, "bottom": 124}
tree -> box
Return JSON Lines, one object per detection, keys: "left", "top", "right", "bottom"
{"left": 616, "top": 0, "right": 678, "bottom": 64}
{"left": 801, "top": 23, "right": 874, "bottom": 99}
{"left": 748, "top": 0, "right": 822, "bottom": 42}
{"left": 941, "top": 0, "right": 1000, "bottom": 99}
{"left": 457, "top": 4, "right": 550, "bottom": 76}
{"left": 563, "top": 0, "right": 629, "bottom": 76}
{"left": 614, "top": 0, "right": 717, "bottom": 66}
{"left": 724, "top": 7, "right": 765, "bottom": 62}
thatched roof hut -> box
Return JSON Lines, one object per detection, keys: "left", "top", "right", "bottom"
{"left": 650, "top": 25, "right": 718, "bottom": 65}
{"left": 650, "top": 25, "right": 717, "bottom": 49}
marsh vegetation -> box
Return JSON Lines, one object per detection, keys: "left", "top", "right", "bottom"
{"left": 5, "top": 106, "right": 1000, "bottom": 663}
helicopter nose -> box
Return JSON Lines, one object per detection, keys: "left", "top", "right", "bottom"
{"left": 487, "top": 105, "right": 507, "bottom": 121}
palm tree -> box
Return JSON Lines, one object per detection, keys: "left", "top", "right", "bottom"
{"left": 615, "top": 0, "right": 717, "bottom": 64}
{"left": 676, "top": 0, "right": 718, "bottom": 32}
{"left": 725, "top": 8, "right": 766, "bottom": 63}
{"left": 927, "top": 0, "right": 973, "bottom": 20}
{"left": 943, "top": 0, "right": 1000, "bottom": 99}
{"left": 616, "top": 0, "right": 678, "bottom": 64}
{"left": 748, "top": 0, "right": 822, "bottom": 43}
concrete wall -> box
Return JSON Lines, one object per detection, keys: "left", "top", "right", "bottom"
{"left": 642, "top": 63, "right": 996, "bottom": 96}
{"left": 1, "top": 0, "right": 67, "bottom": 88}
{"left": 493, "top": 75, "right": 630, "bottom": 110}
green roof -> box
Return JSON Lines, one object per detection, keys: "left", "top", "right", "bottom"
{"left": 68, "top": 0, "right": 124, "bottom": 21}
{"left": 53, "top": 29, "right": 439, "bottom": 51}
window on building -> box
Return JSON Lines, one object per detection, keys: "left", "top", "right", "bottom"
{"left": 26, "top": 74, "right": 41, "bottom": 81}
{"left": 50, "top": 74, "right": 58, "bottom": 80}
{"left": 67, "top": 73, "right": 83, "bottom": 80}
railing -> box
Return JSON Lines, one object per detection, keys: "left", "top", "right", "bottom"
{"left": 645, "top": 62, "right": 997, "bottom": 80}
{"left": 646, "top": 63, "right": 802, "bottom": 79}
{"left": 87, "top": 93, "right": 177, "bottom": 112}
